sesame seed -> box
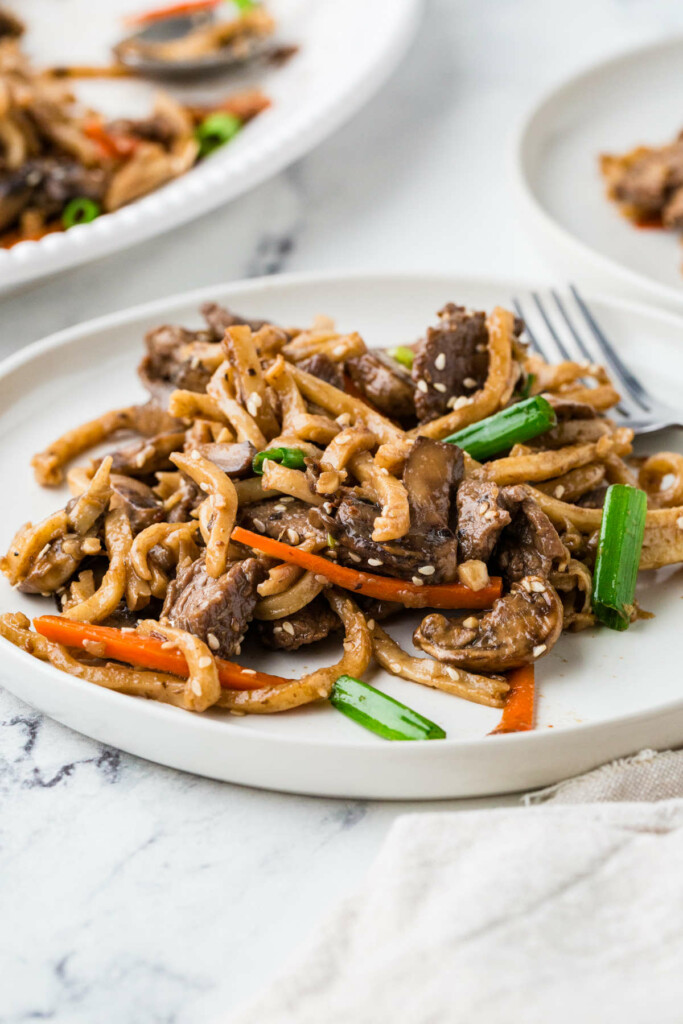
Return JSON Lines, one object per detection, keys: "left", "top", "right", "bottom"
{"left": 367, "top": 557, "right": 383, "bottom": 567}
{"left": 332, "top": 345, "right": 346, "bottom": 358}
{"left": 191, "top": 449, "right": 201, "bottom": 460}
{"left": 274, "top": 504, "right": 287, "bottom": 512}
{"left": 252, "top": 518, "right": 266, "bottom": 532}
{"left": 463, "top": 377, "right": 477, "bottom": 388}
{"left": 198, "top": 656, "right": 213, "bottom": 669}
{"left": 434, "top": 382, "right": 447, "bottom": 393}
{"left": 445, "top": 667, "right": 459, "bottom": 680}
{"left": 281, "top": 496, "right": 295, "bottom": 503}
{"left": 533, "top": 644, "right": 547, "bottom": 658}
{"left": 241, "top": 668, "right": 256, "bottom": 675}
{"left": 161, "top": 641, "right": 176, "bottom": 650}
{"left": 37, "top": 543, "right": 51, "bottom": 560}
{"left": 390, "top": 663, "right": 401, "bottom": 674}
{"left": 199, "top": 482, "right": 209, "bottom": 492}
{"left": 286, "top": 528, "right": 300, "bottom": 545}
{"left": 463, "top": 616, "right": 478, "bottom": 629}
{"left": 416, "top": 380, "right": 429, "bottom": 393}
{"left": 521, "top": 578, "right": 533, "bottom": 592}
{"left": 677, "top": 516, "right": 683, "bottom": 530}
{"left": 135, "top": 451, "right": 147, "bottom": 468}
{"left": 484, "top": 509, "right": 497, "bottom": 520}
{"left": 478, "top": 501, "right": 490, "bottom": 515}
{"left": 192, "top": 679, "right": 203, "bottom": 695}
{"left": 207, "top": 633, "right": 220, "bottom": 650}
{"left": 282, "top": 621, "right": 295, "bottom": 635}
{"left": 411, "top": 576, "right": 424, "bottom": 586}
{"left": 317, "top": 687, "right": 329, "bottom": 698}
{"left": 230, "top": 709, "right": 246, "bottom": 716}
{"left": 449, "top": 395, "right": 469, "bottom": 410}
{"left": 554, "top": 485, "right": 565, "bottom": 499}
{"left": 476, "top": 343, "right": 487, "bottom": 353}
{"left": 418, "top": 565, "right": 435, "bottom": 575}
{"left": 529, "top": 580, "right": 546, "bottom": 593}
{"left": 367, "top": 619, "right": 375, "bottom": 631}
{"left": 314, "top": 574, "right": 329, "bottom": 585}
{"left": 434, "top": 353, "right": 446, "bottom": 370}
{"left": 348, "top": 552, "right": 362, "bottom": 563}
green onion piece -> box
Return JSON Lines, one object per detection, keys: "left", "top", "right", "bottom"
{"left": 252, "top": 446, "right": 307, "bottom": 476}
{"left": 592, "top": 484, "right": 647, "bottom": 631}
{"left": 515, "top": 372, "right": 536, "bottom": 401}
{"left": 387, "top": 345, "right": 414, "bottom": 370}
{"left": 233, "top": 0, "right": 256, "bottom": 10}
{"left": 326, "top": 532, "right": 337, "bottom": 549}
{"left": 444, "top": 395, "right": 556, "bottom": 461}
{"left": 62, "top": 197, "right": 101, "bottom": 230}
{"left": 195, "top": 112, "right": 242, "bottom": 159}
{"left": 330, "top": 674, "right": 446, "bottom": 741}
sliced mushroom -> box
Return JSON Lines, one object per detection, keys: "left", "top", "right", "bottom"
{"left": 414, "top": 575, "right": 564, "bottom": 672}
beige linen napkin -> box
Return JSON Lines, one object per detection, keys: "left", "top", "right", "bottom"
{"left": 225, "top": 750, "right": 683, "bottom": 1024}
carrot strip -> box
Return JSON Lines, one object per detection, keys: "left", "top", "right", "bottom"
{"left": 123, "top": 0, "right": 222, "bottom": 26}
{"left": 83, "top": 120, "right": 140, "bottom": 159}
{"left": 33, "top": 616, "right": 287, "bottom": 691}
{"left": 489, "top": 665, "right": 536, "bottom": 734}
{"left": 232, "top": 526, "right": 502, "bottom": 609}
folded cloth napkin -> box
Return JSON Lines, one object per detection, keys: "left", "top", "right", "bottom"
{"left": 225, "top": 750, "right": 683, "bottom": 1024}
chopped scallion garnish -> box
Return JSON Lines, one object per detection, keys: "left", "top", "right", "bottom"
{"left": 387, "top": 345, "right": 415, "bottom": 370}
{"left": 592, "top": 484, "right": 647, "bottom": 631}
{"left": 62, "top": 197, "right": 101, "bottom": 229}
{"left": 252, "top": 446, "right": 307, "bottom": 476}
{"left": 195, "top": 112, "right": 242, "bottom": 159}
{"left": 330, "top": 674, "right": 446, "bottom": 741}
{"left": 444, "top": 395, "right": 556, "bottom": 461}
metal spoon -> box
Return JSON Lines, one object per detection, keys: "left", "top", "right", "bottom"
{"left": 115, "top": 11, "right": 273, "bottom": 80}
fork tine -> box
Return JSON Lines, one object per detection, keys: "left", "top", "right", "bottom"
{"left": 531, "top": 292, "right": 572, "bottom": 362}
{"left": 550, "top": 290, "right": 593, "bottom": 363}
{"left": 511, "top": 297, "right": 549, "bottom": 360}
{"left": 569, "top": 285, "right": 651, "bottom": 412}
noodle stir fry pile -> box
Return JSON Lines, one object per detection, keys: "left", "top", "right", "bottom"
{"left": 2, "top": 300, "right": 682, "bottom": 736}
{"left": 0, "top": 8, "right": 271, "bottom": 247}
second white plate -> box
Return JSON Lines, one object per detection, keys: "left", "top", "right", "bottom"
{"left": 0, "top": 0, "right": 421, "bottom": 293}
{"left": 1, "top": 272, "right": 682, "bottom": 798}
{"left": 516, "top": 37, "right": 683, "bottom": 307}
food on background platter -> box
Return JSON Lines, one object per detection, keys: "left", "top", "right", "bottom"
{"left": 0, "top": 6, "right": 271, "bottom": 247}
{"left": 2, "top": 299, "right": 682, "bottom": 740}
{"left": 601, "top": 130, "right": 683, "bottom": 241}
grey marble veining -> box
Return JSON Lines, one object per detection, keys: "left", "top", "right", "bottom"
{"left": 4, "top": 1, "right": 683, "bottom": 1021}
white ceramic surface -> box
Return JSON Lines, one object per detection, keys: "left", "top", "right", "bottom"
{"left": 0, "top": 0, "right": 421, "bottom": 292}
{"left": 1, "top": 271, "right": 682, "bottom": 799}
{"left": 516, "top": 36, "right": 683, "bottom": 309}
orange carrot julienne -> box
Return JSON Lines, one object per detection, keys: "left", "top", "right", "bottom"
{"left": 123, "top": 0, "right": 222, "bottom": 26}
{"left": 232, "top": 526, "right": 502, "bottom": 609}
{"left": 83, "top": 120, "right": 140, "bottom": 159}
{"left": 489, "top": 665, "right": 536, "bottom": 734}
{"left": 33, "top": 616, "right": 288, "bottom": 691}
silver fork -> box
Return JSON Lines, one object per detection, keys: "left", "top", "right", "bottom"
{"left": 511, "top": 285, "right": 683, "bottom": 436}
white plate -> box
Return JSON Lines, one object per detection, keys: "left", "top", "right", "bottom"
{"left": 516, "top": 37, "right": 683, "bottom": 308}
{"left": 1, "top": 272, "right": 682, "bottom": 799}
{"left": 0, "top": 0, "right": 421, "bottom": 293}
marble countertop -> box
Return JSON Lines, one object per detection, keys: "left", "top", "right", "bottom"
{"left": 4, "top": 1, "right": 683, "bottom": 1021}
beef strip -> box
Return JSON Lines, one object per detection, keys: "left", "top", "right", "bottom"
{"left": 18, "top": 535, "right": 88, "bottom": 595}
{"left": 297, "top": 353, "right": 345, "bottom": 391}
{"left": 0, "top": 156, "right": 107, "bottom": 232}
{"left": 108, "top": 431, "right": 185, "bottom": 478}
{"left": 138, "top": 324, "right": 213, "bottom": 403}
{"left": 545, "top": 396, "right": 597, "bottom": 421}
{"left": 200, "top": 301, "right": 267, "bottom": 340}
{"left": 239, "top": 498, "right": 328, "bottom": 547}
{"left": 255, "top": 597, "right": 339, "bottom": 651}
{"left": 412, "top": 304, "right": 491, "bottom": 423}
{"left": 345, "top": 352, "right": 415, "bottom": 419}
{"left": 162, "top": 555, "right": 266, "bottom": 658}
{"left": 414, "top": 575, "right": 564, "bottom": 673}
{"left": 193, "top": 441, "right": 256, "bottom": 478}
{"left": 316, "top": 493, "right": 458, "bottom": 583}
{"left": 495, "top": 487, "right": 567, "bottom": 584}
{"left": 456, "top": 479, "right": 512, "bottom": 563}
{"left": 0, "top": 8, "right": 24, "bottom": 36}
{"left": 109, "top": 474, "right": 165, "bottom": 534}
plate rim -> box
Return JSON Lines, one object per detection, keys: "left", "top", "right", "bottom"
{"left": 2, "top": 269, "right": 683, "bottom": 787}
{"left": 0, "top": 0, "right": 423, "bottom": 292}
{"left": 514, "top": 34, "right": 683, "bottom": 309}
